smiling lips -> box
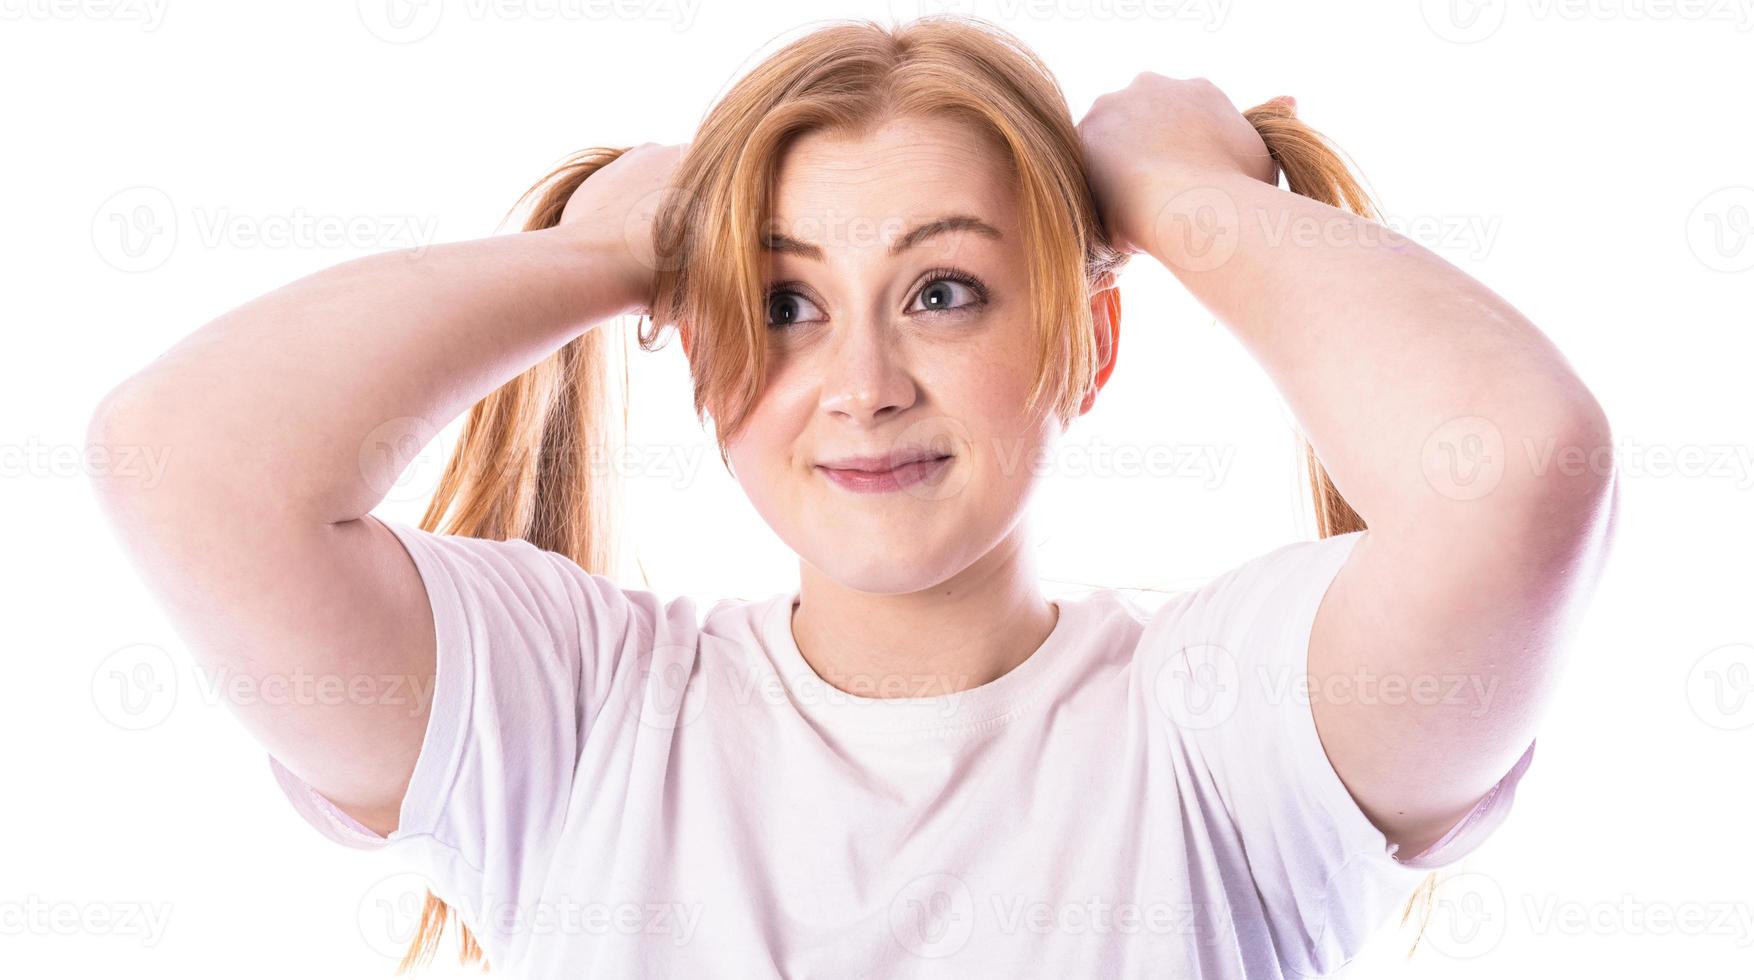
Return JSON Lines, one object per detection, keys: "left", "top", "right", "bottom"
{"left": 815, "top": 449, "right": 954, "bottom": 494}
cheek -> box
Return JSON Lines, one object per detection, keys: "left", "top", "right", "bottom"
{"left": 726, "top": 422, "right": 777, "bottom": 488}
{"left": 945, "top": 349, "right": 1043, "bottom": 444}
{"left": 725, "top": 389, "right": 804, "bottom": 495}
{"left": 980, "top": 377, "right": 1062, "bottom": 500}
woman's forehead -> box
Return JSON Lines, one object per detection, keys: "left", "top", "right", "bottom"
{"left": 767, "top": 115, "right": 1020, "bottom": 249}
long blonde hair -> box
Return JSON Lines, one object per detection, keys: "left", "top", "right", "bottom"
{"left": 393, "top": 14, "right": 1424, "bottom": 972}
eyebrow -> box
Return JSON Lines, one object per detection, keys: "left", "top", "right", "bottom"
{"left": 761, "top": 214, "right": 1004, "bottom": 260}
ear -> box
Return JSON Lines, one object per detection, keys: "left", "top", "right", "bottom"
{"left": 1079, "top": 272, "right": 1121, "bottom": 417}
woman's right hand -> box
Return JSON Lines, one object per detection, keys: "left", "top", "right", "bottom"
{"left": 557, "top": 141, "right": 690, "bottom": 315}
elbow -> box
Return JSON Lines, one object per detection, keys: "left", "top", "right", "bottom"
{"left": 85, "top": 378, "right": 178, "bottom": 502}
{"left": 1422, "top": 389, "right": 1616, "bottom": 535}
{"left": 1499, "top": 397, "right": 1618, "bottom": 560}
{"left": 1533, "top": 393, "right": 1616, "bottom": 508}
{"left": 85, "top": 384, "right": 135, "bottom": 494}
{"left": 1519, "top": 399, "right": 1620, "bottom": 608}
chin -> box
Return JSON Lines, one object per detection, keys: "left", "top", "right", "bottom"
{"left": 809, "top": 546, "right": 953, "bottom": 597}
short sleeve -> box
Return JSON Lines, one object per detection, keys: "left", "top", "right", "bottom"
{"left": 1139, "top": 530, "right": 1535, "bottom": 974}
{"left": 264, "top": 514, "right": 669, "bottom": 902}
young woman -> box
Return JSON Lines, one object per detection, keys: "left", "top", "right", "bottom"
{"left": 87, "top": 15, "right": 1617, "bottom": 978}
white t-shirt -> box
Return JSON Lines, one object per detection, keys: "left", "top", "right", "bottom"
{"left": 268, "top": 515, "right": 1535, "bottom": 978}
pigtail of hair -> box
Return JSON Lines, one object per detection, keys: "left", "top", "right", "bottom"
{"left": 1241, "top": 96, "right": 1375, "bottom": 541}
{"left": 1241, "top": 98, "right": 1441, "bottom": 953}
{"left": 395, "top": 145, "right": 636, "bottom": 975}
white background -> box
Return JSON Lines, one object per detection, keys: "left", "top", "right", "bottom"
{"left": 3, "top": 0, "right": 1751, "bottom": 976}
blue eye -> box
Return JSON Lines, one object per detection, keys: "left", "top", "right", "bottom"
{"left": 905, "top": 271, "right": 989, "bottom": 316}
{"left": 762, "top": 268, "right": 991, "bottom": 329}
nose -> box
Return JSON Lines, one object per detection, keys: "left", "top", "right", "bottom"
{"left": 817, "top": 315, "right": 918, "bottom": 425}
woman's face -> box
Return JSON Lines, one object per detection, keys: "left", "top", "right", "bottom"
{"left": 724, "top": 113, "right": 1090, "bottom": 595}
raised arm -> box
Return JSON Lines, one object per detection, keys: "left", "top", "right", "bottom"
{"left": 1080, "top": 76, "right": 1617, "bottom": 856}
{"left": 84, "top": 144, "right": 680, "bottom": 834}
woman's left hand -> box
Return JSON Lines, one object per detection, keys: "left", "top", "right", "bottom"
{"left": 1076, "top": 72, "right": 1285, "bottom": 255}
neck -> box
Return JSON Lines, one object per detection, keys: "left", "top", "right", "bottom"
{"left": 788, "top": 529, "right": 1060, "bottom": 699}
